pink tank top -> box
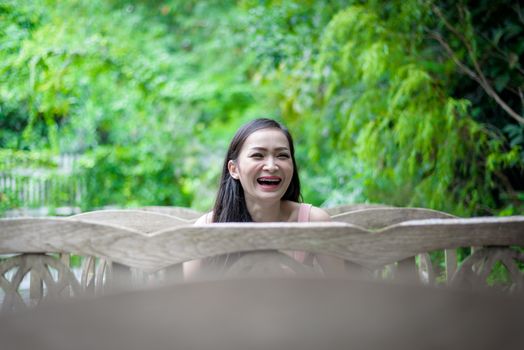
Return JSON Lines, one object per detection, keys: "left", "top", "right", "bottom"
{"left": 297, "top": 203, "right": 312, "bottom": 222}
{"left": 293, "top": 203, "right": 313, "bottom": 263}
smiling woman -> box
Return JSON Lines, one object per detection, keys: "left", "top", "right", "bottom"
{"left": 188, "top": 119, "right": 339, "bottom": 277}
{"left": 194, "top": 118, "right": 330, "bottom": 224}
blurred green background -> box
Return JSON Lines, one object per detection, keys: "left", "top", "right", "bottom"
{"left": 1, "top": 0, "right": 523, "bottom": 216}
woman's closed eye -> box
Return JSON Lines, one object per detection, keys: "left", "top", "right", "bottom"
{"left": 249, "top": 152, "right": 290, "bottom": 159}
{"left": 249, "top": 153, "right": 264, "bottom": 159}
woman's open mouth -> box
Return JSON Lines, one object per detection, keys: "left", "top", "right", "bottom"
{"left": 256, "top": 176, "right": 282, "bottom": 189}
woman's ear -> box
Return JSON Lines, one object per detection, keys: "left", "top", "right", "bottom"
{"left": 228, "top": 160, "right": 239, "bottom": 179}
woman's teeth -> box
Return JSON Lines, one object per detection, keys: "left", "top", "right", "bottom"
{"left": 257, "top": 178, "right": 281, "bottom": 185}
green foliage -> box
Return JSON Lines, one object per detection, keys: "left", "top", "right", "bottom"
{"left": 0, "top": 0, "right": 255, "bottom": 210}
{"left": 0, "top": 0, "right": 522, "bottom": 215}
{"left": 0, "top": 149, "right": 57, "bottom": 171}
{"left": 486, "top": 261, "right": 512, "bottom": 288}
{"left": 0, "top": 187, "right": 20, "bottom": 215}
{"left": 256, "top": 2, "right": 523, "bottom": 215}
{"left": 426, "top": 0, "right": 524, "bottom": 214}
{"left": 78, "top": 145, "right": 193, "bottom": 208}
{"left": 2, "top": 1, "right": 163, "bottom": 149}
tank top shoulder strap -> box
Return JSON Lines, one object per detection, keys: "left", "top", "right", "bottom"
{"left": 297, "top": 203, "right": 313, "bottom": 222}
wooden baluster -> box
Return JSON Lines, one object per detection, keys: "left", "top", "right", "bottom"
{"left": 29, "top": 255, "right": 44, "bottom": 305}
{"left": 81, "top": 256, "right": 96, "bottom": 293}
{"left": 59, "top": 253, "right": 70, "bottom": 268}
{"left": 112, "top": 262, "right": 132, "bottom": 290}
{"left": 445, "top": 248, "right": 457, "bottom": 284}
{"left": 396, "top": 257, "right": 419, "bottom": 283}
{"left": 418, "top": 253, "right": 436, "bottom": 285}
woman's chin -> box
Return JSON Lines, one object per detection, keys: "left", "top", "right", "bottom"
{"left": 250, "top": 187, "right": 284, "bottom": 200}
{"left": 257, "top": 184, "right": 281, "bottom": 192}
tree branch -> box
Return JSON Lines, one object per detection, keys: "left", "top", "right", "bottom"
{"left": 429, "top": 32, "right": 481, "bottom": 83}
{"left": 494, "top": 170, "right": 521, "bottom": 208}
{"left": 480, "top": 32, "right": 524, "bottom": 77}
{"left": 430, "top": 5, "right": 524, "bottom": 126}
{"left": 519, "top": 88, "right": 524, "bottom": 112}
{"left": 515, "top": 3, "right": 524, "bottom": 25}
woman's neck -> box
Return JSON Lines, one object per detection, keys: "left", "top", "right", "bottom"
{"left": 245, "top": 197, "right": 287, "bottom": 222}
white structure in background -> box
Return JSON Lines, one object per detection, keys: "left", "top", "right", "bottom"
{"left": 0, "top": 154, "right": 84, "bottom": 217}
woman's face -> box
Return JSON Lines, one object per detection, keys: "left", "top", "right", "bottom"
{"left": 228, "top": 128, "right": 294, "bottom": 202}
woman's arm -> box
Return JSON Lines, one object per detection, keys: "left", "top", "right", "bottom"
{"left": 194, "top": 212, "right": 212, "bottom": 225}
{"left": 309, "top": 206, "right": 331, "bottom": 222}
{"left": 309, "top": 206, "right": 346, "bottom": 274}
{"left": 185, "top": 212, "right": 213, "bottom": 279}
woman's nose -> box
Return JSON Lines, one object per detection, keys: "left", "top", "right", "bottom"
{"left": 263, "top": 157, "right": 278, "bottom": 171}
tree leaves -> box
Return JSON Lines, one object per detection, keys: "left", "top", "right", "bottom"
{"left": 1, "top": 0, "right": 522, "bottom": 215}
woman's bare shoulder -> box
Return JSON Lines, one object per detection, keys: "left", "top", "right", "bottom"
{"left": 194, "top": 211, "right": 213, "bottom": 225}
{"left": 309, "top": 206, "right": 331, "bottom": 222}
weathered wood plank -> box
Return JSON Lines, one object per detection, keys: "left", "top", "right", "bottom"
{"left": 331, "top": 207, "right": 459, "bottom": 283}
{"left": 451, "top": 247, "right": 524, "bottom": 291}
{"left": 1, "top": 217, "right": 523, "bottom": 272}
{"left": 325, "top": 204, "right": 393, "bottom": 216}
{"left": 0, "top": 253, "right": 81, "bottom": 310}
{"left": 139, "top": 206, "right": 203, "bottom": 220}
{"left": 70, "top": 210, "right": 191, "bottom": 233}
{"left": 331, "top": 207, "right": 455, "bottom": 229}
{"left": 445, "top": 249, "right": 458, "bottom": 283}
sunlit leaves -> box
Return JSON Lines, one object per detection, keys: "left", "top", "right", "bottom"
{"left": 271, "top": 3, "right": 520, "bottom": 215}
{"left": 1, "top": 0, "right": 521, "bottom": 214}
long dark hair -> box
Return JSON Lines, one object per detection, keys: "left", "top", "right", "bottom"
{"left": 212, "top": 118, "right": 301, "bottom": 222}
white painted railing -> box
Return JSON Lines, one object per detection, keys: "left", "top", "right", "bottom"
{"left": 0, "top": 154, "right": 85, "bottom": 214}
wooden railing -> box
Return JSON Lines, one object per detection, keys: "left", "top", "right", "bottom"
{"left": 1, "top": 207, "right": 523, "bottom": 312}
{"left": 139, "top": 206, "right": 204, "bottom": 220}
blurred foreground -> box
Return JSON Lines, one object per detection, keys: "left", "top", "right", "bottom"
{"left": 1, "top": 277, "right": 523, "bottom": 350}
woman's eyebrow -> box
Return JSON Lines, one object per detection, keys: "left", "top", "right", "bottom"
{"left": 249, "top": 146, "right": 290, "bottom": 151}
